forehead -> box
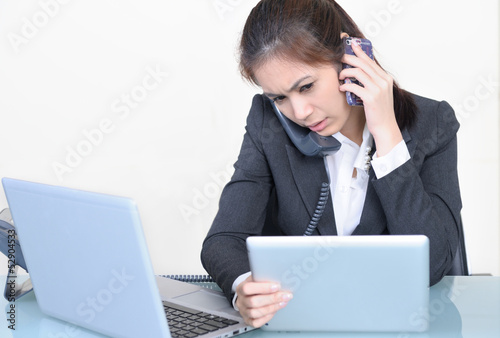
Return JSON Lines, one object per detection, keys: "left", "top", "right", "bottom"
{"left": 255, "top": 59, "right": 309, "bottom": 82}
{"left": 254, "top": 58, "right": 338, "bottom": 93}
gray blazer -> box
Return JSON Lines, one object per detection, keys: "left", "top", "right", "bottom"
{"left": 201, "top": 93, "right": 462, "bottom": 302}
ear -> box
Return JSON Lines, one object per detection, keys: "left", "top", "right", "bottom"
{"left": 340, "top": 32, "right": 349, "bottom": 39}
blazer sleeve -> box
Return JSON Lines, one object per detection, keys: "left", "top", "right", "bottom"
{"left": 371, "top": 98, "right": 462, "bottom": 285}
{"left": 201, "top": 95, "right": 274, "bottom": 302}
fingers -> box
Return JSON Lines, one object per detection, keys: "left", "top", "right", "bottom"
{"left": 341, "top": 60, "right": 392, "bottom": 88}
{"left": 235, "top": 276, "right": 293, "bottom": 328}
{"left": 339, "top": 42, "right": 393, "bottom": 106}
{"left": 341, "top": 40, "right": 385, "bottom": 80}
{"left": 340, "top": 41, "right": 391, "bottom": 86}
{"left": 340, "top": 68, "right": 393, "bottom": 106}
{"left": 338, "top": 39, "right": 400, "bottom": 149}
{"left": 239, "top": 295, "right": 290, "bottom": 328}
{"left": 237, "top": 277, "right": 280, "bottom": 297}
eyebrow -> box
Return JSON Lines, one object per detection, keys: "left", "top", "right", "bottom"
{"left": 263, "top": 75, "right": 312, "bottom": 98}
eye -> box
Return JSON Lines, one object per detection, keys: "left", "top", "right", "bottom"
{"left": 273, "top": 95, "right": 286, "bottom": 104}
{"left": 300, "top": 83, "right": 314, "bottom": 93}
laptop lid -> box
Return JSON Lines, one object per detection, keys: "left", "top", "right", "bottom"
{"left": 247, "top": 235, "right": 430, "bottom": 332}
{"left": 2, "top": 178, "right": 251, "bottom": 338}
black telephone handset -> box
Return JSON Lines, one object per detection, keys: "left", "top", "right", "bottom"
{"left": 269, "top": 100, "right": 340, "bottom": 236}
{"left": 270, "top": 101, "right": 341, "bottom": 157}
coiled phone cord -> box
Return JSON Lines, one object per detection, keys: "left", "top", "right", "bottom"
{"left": 303, "top": 155, "right": 332, "bottom": 236}
{"left": 302, "top": 182, "right": 330, "bottom": 236}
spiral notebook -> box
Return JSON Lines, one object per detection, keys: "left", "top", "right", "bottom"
{"left": 2, "top": 177, "right": 253, "bottom": 338}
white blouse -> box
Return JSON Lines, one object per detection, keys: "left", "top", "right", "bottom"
{"left": 327, "top": 124, "right": 410, "bottom": 235}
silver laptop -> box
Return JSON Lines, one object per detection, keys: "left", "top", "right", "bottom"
{"left": 2, "top": 177, "right": 254, "bottom": 338}
{"left": 247, "top": 235, "right": 430, "bottom": 332}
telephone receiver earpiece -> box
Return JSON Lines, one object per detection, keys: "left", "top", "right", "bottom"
{"left": 270, "top": 100, "right": 341, "bottom": 157}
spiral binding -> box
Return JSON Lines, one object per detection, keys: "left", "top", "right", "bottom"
{"left": 303, "top": 182, "right": 330, "bottom": 236}
{"left": 162, "top": 274, "right": 214, "bottom": 283}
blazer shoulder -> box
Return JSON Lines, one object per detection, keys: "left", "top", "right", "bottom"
{"left": 245, "top": 93, "right": 289, "bottom": 140}
{"left": 247, "top": 93, "right": 272, "bottom": 118}
{"left": 412, "top": 93, "right": 459, "bottom": 127}
{"left": 409, "top": 93, "right": 460, "bottom": 142}
{"left": 244, "top": 94, "right": 275, "bottom": 133}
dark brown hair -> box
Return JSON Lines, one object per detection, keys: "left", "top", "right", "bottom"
{"left": 239, "top": 0, "right": 416, "bottom": 130}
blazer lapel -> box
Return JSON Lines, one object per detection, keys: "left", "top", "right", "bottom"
{"left": 285, "top": 145, "right": 337, "bottom": 235}
{"left": 352, "top": 168, "right": 386, "bottom": 235}
{"left": 284, "top": 128, "right": 416, "bottom": 237}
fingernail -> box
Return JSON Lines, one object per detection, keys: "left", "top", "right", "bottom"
{"left": 279, "top": 293, "right": 293, "bottom": 307}
{"left": 270, "top": 284, "right": 280, "bottom": 292}
{"left": 352, "top": 39, "right": 359, "bottom": 46}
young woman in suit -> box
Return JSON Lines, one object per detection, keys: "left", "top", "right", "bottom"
{"left": 201, "top": 0, "right": 462, "bottom": 328}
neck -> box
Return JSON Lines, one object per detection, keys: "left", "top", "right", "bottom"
{"left": 340, "top": 106, "right": 366, "bottom": 146}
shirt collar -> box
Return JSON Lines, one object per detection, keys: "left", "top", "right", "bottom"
{"left": 332, "top": 124, "right": 373, "bottom": 171}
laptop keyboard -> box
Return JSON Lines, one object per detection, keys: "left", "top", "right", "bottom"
{"left": 163, "top": 301, "right": 239, "bottom": 338}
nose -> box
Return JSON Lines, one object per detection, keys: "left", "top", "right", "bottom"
{"left": 290, "top": 97, "right": 313, "bottom": 122}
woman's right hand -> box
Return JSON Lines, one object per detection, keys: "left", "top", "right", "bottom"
{"left": 235, "top": 275, "right": 293, "bottom": 328}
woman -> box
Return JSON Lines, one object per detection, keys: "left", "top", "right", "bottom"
{"left": 201, "top": 0, "right": 461, "bottom": 328}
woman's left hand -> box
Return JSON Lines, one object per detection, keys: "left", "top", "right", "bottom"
{"left": 339, "top": 40, "right": 403, "bottom": 156}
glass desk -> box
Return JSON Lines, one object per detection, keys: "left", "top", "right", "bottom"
{"left": 1, "top": 276, "right": 499, "bottom": 337}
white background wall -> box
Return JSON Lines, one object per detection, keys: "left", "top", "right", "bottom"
{"left": 0, "top": 0, "right": 498, "bottom": 277}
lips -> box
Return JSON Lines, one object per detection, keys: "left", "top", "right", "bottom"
{"left": 308, "top": 119, "right": 327, "bottom": 133}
